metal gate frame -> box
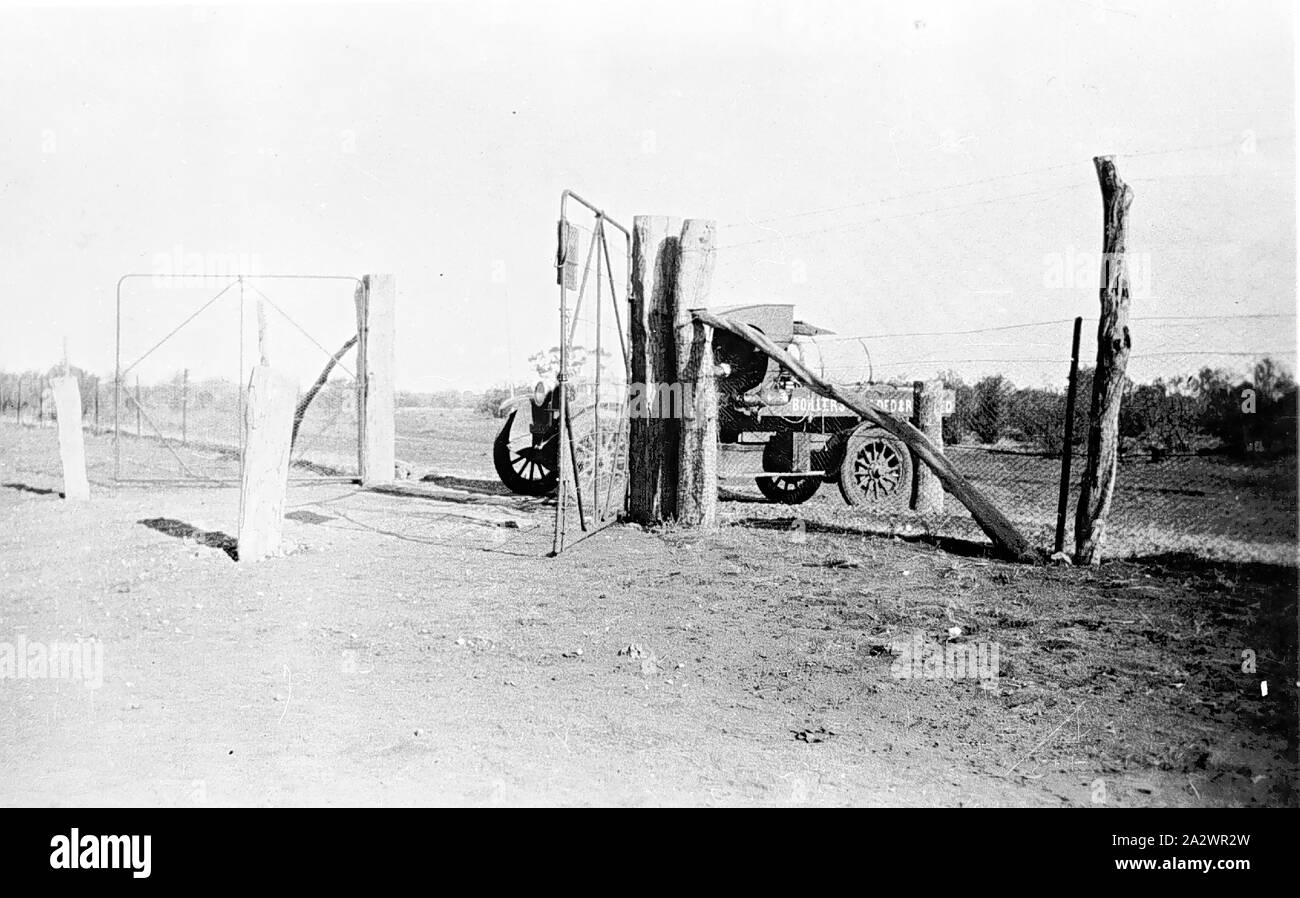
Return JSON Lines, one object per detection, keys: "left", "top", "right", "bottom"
{"left": 113, "top": 272, "right": 364, "bottom": 485}
{"left": 552, "top": 191, "right": 632, "bottom": 554}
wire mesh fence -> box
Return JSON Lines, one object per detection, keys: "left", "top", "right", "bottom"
{"left": 717, "top": 314, "right": 1297, "bottom": 563}
{"left": 110, "top": 275, "right": 364, "bottom": 483}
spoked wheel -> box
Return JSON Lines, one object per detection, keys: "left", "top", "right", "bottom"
{"left": 570, "top": 407, "right": 627, "bottom": 482}
{"left": 568, "top": 407, "right": 628, "bottom": 520}
{"left": 837, "top": 425, "right": 913, "bottom": 510}
{"left": 756, "top": 433, "right": 822, "bottom": 504}
{"left": 493, "top": 410, "right": 559, "bottom": 496}
{"left": 757, "top": 475, "right": 822, "bottom": 504}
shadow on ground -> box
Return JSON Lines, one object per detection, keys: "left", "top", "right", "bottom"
{"left": 138, "top": 517, "right": 238, "bottom": 560}
{"left": 419, "top": 472, "right": 516, "bottom": 496}
{"left": 3, "top": 481, "right": 57, "bottom": 496}
{"left": 731, "top": 514, "right": 1000, "bottom": 560}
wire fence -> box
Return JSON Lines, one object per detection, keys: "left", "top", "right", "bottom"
{"left": 3, "top": 135, "right": 1293, "bottom": 561}
{"left": 110, "top": 276, "right": 365, "bottom": 483}
{"left": 701, "top": 132, "right": 1296, "bottom": 562}
{"left": 0, "top": 369, "right": 362, "bottom": 484}
{"left": 716, "top": 312, "right": 1297, "bottom": 564}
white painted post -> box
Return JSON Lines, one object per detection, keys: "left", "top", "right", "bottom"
{"left": 237, "top": 365, "right": 297, "bottom": 562}
{"left": 355, "top": 274, "right": 396, "bottom": 485}
{"left": 51, "top": 376, "right": 90, "bottom": 500}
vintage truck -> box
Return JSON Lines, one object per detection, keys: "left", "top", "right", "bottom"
{"left": 493, "top": 303, "right": 951, "bottom": 509}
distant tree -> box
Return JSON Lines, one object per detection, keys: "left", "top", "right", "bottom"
{"left": 969, "top": 375, "right": 1011, "bottom": 444}
{"left": 527, "top": 344, "right": 611, "bottom": 382}
{"left": 476, "top": 383, "right": 533, "bottom": 418}
{"left": 1007, "top": 387, "right": 1065, "bottom": 454}
{"left": 938, "top": 370, "right": 973, "bottom": 444}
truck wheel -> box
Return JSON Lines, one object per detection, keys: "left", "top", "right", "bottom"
{"left": 756, "top": 434, "right": 821, "bottom": 504}
{"left": 756, "top": 475, "right": 821, "bottom": 504}
{"left": 837, "top": 425, "right": 912, "bottom": 509}
{"left": 493, "top": 410, "right": 558, "bottom": 495}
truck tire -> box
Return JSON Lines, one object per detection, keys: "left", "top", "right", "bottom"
{"left": 837, "top": 424, "right": 912, "bottom": 510}
{"left": 756, "top": 433, "right": 821, "bottom": 504}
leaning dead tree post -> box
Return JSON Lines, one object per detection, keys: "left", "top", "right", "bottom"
{"left": 1074, "top": 156, "right": 1134, "bottom": 565}
{"left": 51, "top": 375, "right": 90, "bottom": 500}
{"left": 694, "top": 311, "right": 1038, "bottom": 561}
{"left": 673, "top": 220, "right": 718, "bottom": 528}
{"left": 627, "top": 215, "right": 682, "bottom": 524}
{"left": 354, "top": 274, "right": 396, "bottom": 485}
{"left": 292, "top": 334, "right": 357, "bottom": 448}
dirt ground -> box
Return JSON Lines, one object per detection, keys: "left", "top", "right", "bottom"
{"left": 1, "top": 422, "right": 1296, "bottom": 807}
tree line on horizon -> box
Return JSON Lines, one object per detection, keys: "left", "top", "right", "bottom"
{"left": 939, "top": 357, "right": 1297, "bottom": 460}
{"left": 3, "top": 356, "right": 1295, "bottom": 461}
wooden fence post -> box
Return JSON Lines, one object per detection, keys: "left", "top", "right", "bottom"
{"left": 51, "top": 376, "right": 90, "bottom": 500}
{"left": 1054, "top": 316, "right": 1084, "bottom": 554}
{"left": 355, "top": 274, "right": 396, "bottom": 485}
{"left": 674, "top": 219, "right": 718, "bottom": 528}
{"left": 627, "top": 215, "right": 682, "bottom": 524}
{"left": 911, "top": 379, "right": 945, "bottom": 514}
{"left": 1075, "top": 156, "right": 1134, "bottom": 564}
{"left": 237, "top": 365, "right": 297, "bottom": 561}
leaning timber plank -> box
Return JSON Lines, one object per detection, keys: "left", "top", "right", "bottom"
{"left": 692, "top": 310, "right": 1039, "bottom": 562}
{"left": 369, "top": 481, "right": 540, "bottom": 509}
{"left": 237, "top": 365, "right": 298, "bottom": 562}
{"left": 51, "top": 376, "right": 90, "bottom": 500}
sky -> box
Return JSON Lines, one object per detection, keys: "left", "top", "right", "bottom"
{"left": 0, "top": 0, "right": 1295, "bottom": 392}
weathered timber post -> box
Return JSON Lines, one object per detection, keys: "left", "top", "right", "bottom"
{"left": 627, "top": 216, "right": 682, "bottom": 524}
{"left": 134, "top": 376, "right": 141, "bottom": 437}
{"left": 1074, "top": 156, "right": 1134, "bottom": 565}
{"left": 1054, "top": 316, "right": 1084, "bottom": 554}
{"left": 674, "top": 219, "right": 718, "bottom": 528}
{"left": 911, "top": 379, "right": 945, "bottom": 514}
{"left": 354, "top": 274, "right": 396, "bottom": 485}
{"left": 237, "top": 364, "right": 297, "bottom": 561}
{"left": 51, "top": 376, "right": 90, "bottom": 500}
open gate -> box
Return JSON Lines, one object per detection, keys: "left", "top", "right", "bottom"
{"left": 552, "top": 191, "right": 632, "bottom": 553}
{"left": 114, "top": 273, "right": 365, "bottom": 484}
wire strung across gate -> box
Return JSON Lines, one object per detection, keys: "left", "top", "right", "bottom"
{"left": 113, "top": 273, "right": 365, "bottom": 485}
{"left": 551, "top": 190, "right": 633, "bottom": 554}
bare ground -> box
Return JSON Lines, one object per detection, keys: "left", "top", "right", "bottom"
{"left": 0, "top": 421, "right": 1296, "bottom": 807}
